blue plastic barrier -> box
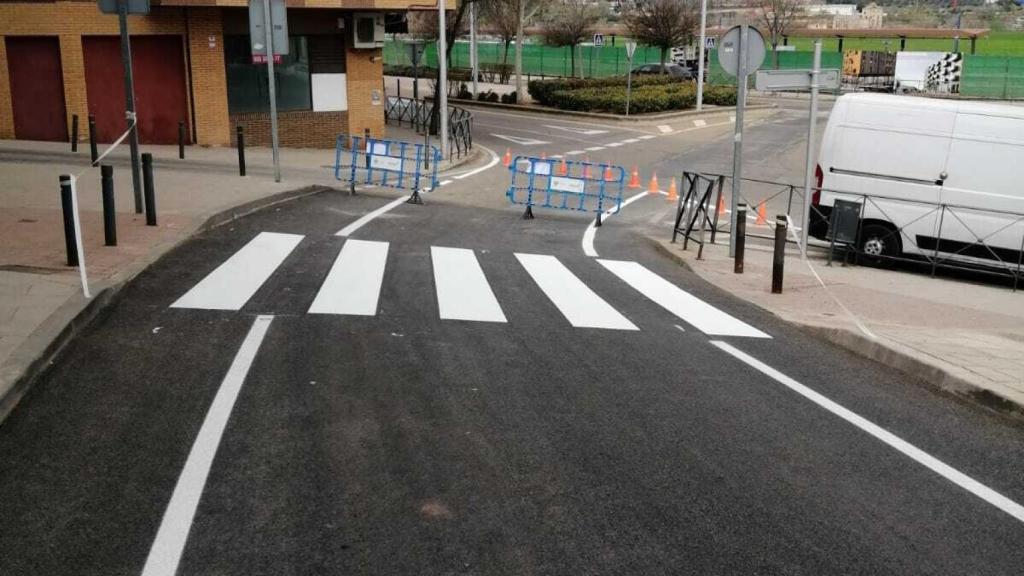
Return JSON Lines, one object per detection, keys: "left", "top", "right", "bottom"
{"left": 334, "top": 135, "right": 441, "bottom": 199}
{"left": 506, "top": 156, "right": 625, "bottom": 219}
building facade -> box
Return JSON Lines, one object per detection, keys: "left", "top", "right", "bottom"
{"left": 0, "top": 1, "right": 429, "bottom": 148}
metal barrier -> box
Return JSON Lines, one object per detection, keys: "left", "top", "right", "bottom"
{"left": 383, "top": 96, "right": 474, "bottom": 159}
{"left": 334, "top": 135, "right": 440, "bottom": 202}
{"left": 506, "top": 156, "right": 625, "bottom": 220}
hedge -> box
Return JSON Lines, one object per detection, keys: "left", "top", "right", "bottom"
{"left": 538, "top": 83, "right": 735, "bottom": 115}
{"left": 528, "top": 75, "right": 680, "bottom": 106}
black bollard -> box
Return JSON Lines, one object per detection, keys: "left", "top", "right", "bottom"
{"left": 595, "top": 209, "right": 602, "bottom": 228}
{"left": 142, "top": 153, "right": 156, "bottom": 226}
{"left": 735, "top": 203, "right": 746, "bottom": 274}
{"left": 71, "top": 114, "right": 79, "bottom": 152}
{"left": 101, "top": 165, "right": 117, "bottom": 246}
{"left": 364, "top": 128, "right": 371, "bottom": 170}
{"left": 178, "top": 120, "right": 186, "bottom": 159}
{"left": 772, "top": 215, "right": 787, "bottom": 294}
{"left": 236, "top": 126, "right": 246, "bottom": 177}
{"left": 88, "top": 115, "right": 98, "bottom": 164}
{"left": 60, "top": 175, "right": 77, "bottom": 266}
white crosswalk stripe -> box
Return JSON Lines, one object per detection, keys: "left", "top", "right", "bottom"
{"left": 597, "top": 259, "right": 770, "bottom": 338}
{"left": 516, "top": 253, "right": 637, "bottom": 330}
{"left": 171, "top": 232, "right": 303, "bottom": 311}
{"left": 432, "top": 247, "right": 507, "bottom": 323}
{"left": 309, "top": 239, "right": 389, "bottom": 316}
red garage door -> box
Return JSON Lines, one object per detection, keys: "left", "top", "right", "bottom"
{"left": 82, "top": 35, "right": 190, "bottom": 144}
{"left": 5, "top": 37, "right": 68, "bottom": 142}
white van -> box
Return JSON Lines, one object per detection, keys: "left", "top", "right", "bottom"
{"left": 810, "top": 93, "right": 1024, "bottom": 268}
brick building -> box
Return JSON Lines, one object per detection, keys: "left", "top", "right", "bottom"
{"left": 0, "top": 0, "right": 433, "bottom": 148}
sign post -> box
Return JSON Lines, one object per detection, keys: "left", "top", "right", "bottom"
{"left": 249, "top": 0, "right": 287, "bottom": 182}
{"left": 803, "top": 40, "right": 823, "bottom": 249}
{"left": 696, "top": 0, "right": 708, "bottom": 111}
{"left": 407, "top": 41, "right": 425, "bottom": 100}
{"left": 438, "top": 0, "right": 449, "bottom": 159}
{"left": 625, "top": 41, "right": 636, "bottom": 116}
{"left": 718, "top": 25, "right": 765, "bottom": 257}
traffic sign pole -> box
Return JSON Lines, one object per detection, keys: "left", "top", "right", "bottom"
{"left": 696, "top": 0, "right": 708, "bottom": 111}
{"left": 729, "top": 25, "right": 748, "bottom": 258}
{"left": 801, "top": 40, "right": 822, "bottom": 250}
{"left": 625, "top": 41, "right": 636, "bottom": 116}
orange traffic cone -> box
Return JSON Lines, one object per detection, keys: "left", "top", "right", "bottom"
{"left": 717, "top": 194, "right": 727, "bottom": 216}
{"left": 557, "top": 157, "right": 568, "bottom": 176}
{"left": 503, "top": 148, "right": 512, "bottom": 168}
{"left": 756, "top": 201, "right": 767, "bottom": 225}
{"left": 582, "top": 157, "right": 592, "bottom": 179}
{"left": 628, "top": 165, "right": 641, "bottom": 189}
{"left": 541, "top": 152, "right": 547, "bottom": 160}
{"left": 666, "top": 177, "right": 678, "bottom": 201}
{"left": 647, "top": 173, "right": 659, "bottom": 194}
{"left": 603, "top": 165, "right": 614, "bottom": 181}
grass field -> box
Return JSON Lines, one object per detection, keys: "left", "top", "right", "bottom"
{"left": 784, "top": 30, "right": 1024, "bottom": 55}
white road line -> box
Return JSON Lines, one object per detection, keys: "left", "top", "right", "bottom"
{"left": 565, "top": 150, "right": 586, "bottom": 156}
{"left": 585, "top": 146, "right": 605, "bottom": 151}
{"left": 581, "top": 191, "right": 649, "bottom": 258}
{"left": 335, "top": 196, "right": 407, "bottom": 237}
{"left": 621, "top": 138, "right": 640, "bottom": 144}
{"left": 657, "top": 125, "right": 673, "bottom": 133}
{"left": 711, "top": 340, "right": 1024, "bottom": 525}
{"left": 439, "top": 179, "right": 453, "bottom": 186}
{"left": 638, "top": 135, "right": 657, "bottom": 140}
{"left": 141, "top": 314, "right": 274, "bottom": 576}
{"left": 598, "top": 260, "right": 770, "bottom": 338}
{"left": 693, "top": 119, "right": 707, "bottom": 127}
{"left": 674, "top": 324, "right": 686, "bottom": 332}
{"left": 170, "top": 232, "right": 302, "bottom": 311}
{"left": 605, "top": 142, "right": 623, "bottom": 148}
{"left": 431, "top": 246, "right": 507, "bottom": 323}
{"left": 516, "top": 253, "right": 637, "bottom": 330}
{"left": 309, "top": 239, "right": 388, "bottom": 316}
{"left": 451, "top": 144, "right": 500, "bottom": 180}
{"left": 544, "top": 124, "right": 609, "bottom": 136}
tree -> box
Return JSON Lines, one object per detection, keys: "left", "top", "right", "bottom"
{"left": 480, "top": 0, "right": 540, "bottom": 100}
{"left": 539, "top": 0, "right": 603, "bottom": 79}
{"left": 623, "top": 0, "right": 699, "bottom": 71}
{"left": 760, "top": 0, "right": 802, "bottom": 69}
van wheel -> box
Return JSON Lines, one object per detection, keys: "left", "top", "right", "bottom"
{"left": 858, "top": 223, "right": 901, "bottom": 262}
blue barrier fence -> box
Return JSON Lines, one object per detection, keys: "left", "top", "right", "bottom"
{"left": 334, "top": 135, "right": 441, "bottom": 196}
{"left": 507, "top": 156, "right": 626, "bottom": 219}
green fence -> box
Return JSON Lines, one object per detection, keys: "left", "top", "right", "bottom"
{"left": 960, "top": 55, "right": 1024, "bottom": 99}
{"left": 706, "top": 49, "right": 844, "bottom": 85}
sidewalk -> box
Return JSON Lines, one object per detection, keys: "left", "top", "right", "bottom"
{"left": 650, "top": 236, "right": 1024, "bottom": 415}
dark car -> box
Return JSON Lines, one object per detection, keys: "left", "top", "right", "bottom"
{"left": 630, "top": 63, "right": 696, "bottom": 80}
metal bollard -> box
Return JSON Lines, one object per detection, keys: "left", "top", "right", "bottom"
{"left": 142, "top": 153, "right": 156, "bottom": 226}
{"left": 71, "top": 114, "right": 79, "bottom": 152}
{"left": 101, "top": 165, "right": 117, "bottom": 246}
{"left": 178, "top": 120, "right": 186, "bottom": 159}
{"left": 236, "top": 126, "right": 246, "bottom": 177}
{"left": 88, "top": 115, "right": 98, "bottom": 164}
{"left": 735, "top": 203, "right": 746, "bottom": 274}
{"left": 364, "top": 128, "right": 371, "bottom": 170}
{"left": 60, "top": 175, "right": 78, "bottom": 266}
{"left": 772, "top": 215, "right": 787, "bottom": 294}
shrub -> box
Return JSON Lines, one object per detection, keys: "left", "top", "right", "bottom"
{"left": 527, "top": 76, "right": 736, "bottom": 115}
{"left": 703, "top": 85, "right": 738, "bottom": 106}
{"left": 500, "top": 91, "right": 518, "bottom": 104}
{"left": 528, "top": 75, "right": 682, "bottom": 106}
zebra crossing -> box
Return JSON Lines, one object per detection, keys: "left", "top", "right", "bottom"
{"left": 170, "top": 232, "right": 769, "bottom": 338}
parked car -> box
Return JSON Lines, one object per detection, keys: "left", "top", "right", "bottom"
{"left": 810, "top": 93, "right": 1024, "bottom": 269}
{"left": 630, "top": 63, "right": 695, "bottom": 80}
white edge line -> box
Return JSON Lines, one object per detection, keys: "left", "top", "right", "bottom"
{"left": 141, "top": 315, "right": 275, "bottom": 576}
{"left": 452, "top": 144, "right": 501, "bottom": 180}
{"left": 585, "top": 146, "right": 605, "bottom": 151}
{"left": 710, "top": 340, "right": 1024, "bottom": 525}
{"left": 582, "top": 191, "right": 651, "bottom": 258}
{"left": 336, "top": 195, "right": 408, "bottom": 237}
{"left": 565, "top": 150, "right": 585, "bottom": 156}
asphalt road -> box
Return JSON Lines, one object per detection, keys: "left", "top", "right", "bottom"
{"left": 2, "top": 103, "right": 1023, "bottom": 575}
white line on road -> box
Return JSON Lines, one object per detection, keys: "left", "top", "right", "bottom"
{"left": 585, "top": 146, "right": 605, "bottom": 151}
{"left": 565, "top": 150, "right": 586, "bottom": 156}
{"left": 710, "top": 340, "right": 1024, "bottom": 525}
{"left": 598, "top": 260, "right": 770, "bottom": 338}
{"left": 309, "top": 239, "right": 389, "bottom": 316}
{"left": 674, "top": 324, "right": 686, "bottom": 332}
{"left": 621, "top": 138, "right": 640, "bottom": 144}
{"left": 432, "top": 246, "right": 507, "bottom": 323}
{"left": 170, "top": 232, "right": 303, "bottom": 311}
{"left": 581, "top": 191, "right": 649, "bottom": 258}
{"left": 335, "top": 196, "right": 407, "bottom": 237}
{"left": 638, "top": 135, "right": 657, "bottom": 140}
{"left": 657, "top": 125, "right": 673, "bottom": 133}
{"left": 693, "top": 119, "right": 707, "bottom": 127}
{"left": 141, "top": 314, "right": 274, "bottom": 576}
{"left": 492, "top": 133, "right": 550, "bottom": 146}
{"left": 605, "top": 142, "right": 623, "bottom": 148}
{"left": 451, "top": 144, "right": 500, "bottom": 180}
{"left": 543, "top": 124, "right": 609, "bottom": 136}
{"left": 439, "top": 179, "right": 453, "bottom": 186}
{"left": 516, "top": 253, "right": 637, "bottom": 330}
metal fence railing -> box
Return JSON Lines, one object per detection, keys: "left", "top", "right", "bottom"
{"left": 383, "top": 96, "right": 474, "bottom": 160}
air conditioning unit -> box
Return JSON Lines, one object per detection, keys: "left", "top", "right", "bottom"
{"left": 353, "top": 13, "right": 385, "bottom": 49}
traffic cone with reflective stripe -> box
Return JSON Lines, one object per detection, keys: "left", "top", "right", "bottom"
{"left": 557, "top": 157, "right": 568, "bottom": 176}
{"left": 603, "top": 165, "right": 614, "bottom": 181}
{"left": 756, "top": 201, "right": 767, "bottom": 225}
{"left": 503, "top": 148, "right": 512, "bottom": 168}
{"left": 717, "top": 194, "right": 727, "bottom": 216}
{"left": 628, "top": 165, "right": 641, "bottom": 188}
{"left": 666, "top": 177, "right": 678, "bottom": 201}
{"left": 648, "top": 172, "right": 659, "bottom": 194}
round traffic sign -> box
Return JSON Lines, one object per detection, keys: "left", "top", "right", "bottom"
{"left": 717, "top": 25, "right": 766, "bottom": 77}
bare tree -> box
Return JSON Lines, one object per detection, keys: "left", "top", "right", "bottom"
{"left": 538, "top": 0, "right": 603, "bottom": 79}
{"left": 623, "top": 0, "right": 699, "bottom": 71}
{"left": 480, "top": 0, "right": 518, "bottom": 66}
{"left": 760, "top": 0, "right": 802, "bottom": 69}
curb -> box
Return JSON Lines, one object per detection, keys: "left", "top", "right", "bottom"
{"left": 447, "top": 97, "right": 775, "bottom": 123}
{"left": 645, "top": 236, "right": 1024, "bottom": 421}
{"left": 0, "top": 185, "right": 333, "bottom": 426}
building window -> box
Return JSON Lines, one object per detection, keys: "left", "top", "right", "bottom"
{"left": 224, "top": 35, "right": 311, "bottom": 113}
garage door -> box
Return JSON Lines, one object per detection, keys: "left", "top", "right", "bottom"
{"left": 82, "top": 35, "right": 190, "bottom": 144}
{"left": 5, "top": 37, "right": 68, "bottom": 142}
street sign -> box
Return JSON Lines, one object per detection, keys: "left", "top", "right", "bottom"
{"left": 98, "top": 0, "right": 149, "bottom": 14}
{"left": 755, "top": 68, "right": 841, "bottom": 91}
{"left": 248, "top": 0, "right": 289, "bottom": 59}
{"left": 718, "top": 25, "right": 765, "bottom": 77}
{"left": 406, "top": 41, "right": 425, "bottom": 66}
{"left": 705, "top": 37, "right": 716, "bottom": 50}
{"left": 593, "top": 33, "right": 604, "bottom": 47}
{"left": 625, "top": 41, "right": 637, "bottom": 60}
